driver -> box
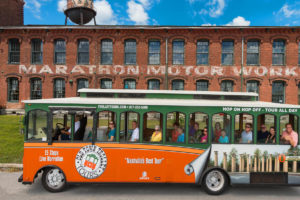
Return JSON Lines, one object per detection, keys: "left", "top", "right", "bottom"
{"left": 61, "top": 115, "right": 81, "bottom": 140}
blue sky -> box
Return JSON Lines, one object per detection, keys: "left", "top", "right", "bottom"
{"left": 24, "top": 0, "right": 300, "bottom": 26}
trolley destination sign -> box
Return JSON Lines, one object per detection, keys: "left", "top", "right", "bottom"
{"left": 222, "top": 107, "right": 298, "bottom": 113}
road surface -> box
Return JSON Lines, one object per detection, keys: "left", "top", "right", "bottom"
{"left": 1, "top": 172, "right": 300, "bottom": 200}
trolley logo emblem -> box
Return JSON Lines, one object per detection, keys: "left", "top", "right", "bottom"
{"left": 75, "top": 145, "right": 107, "bottom": 179}
{"left": 278, "top": 154, "right": 286, "bottom": 163}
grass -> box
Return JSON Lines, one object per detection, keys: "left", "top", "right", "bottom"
{"left": 0, "top": 115, "right": 24, "bottom": 163}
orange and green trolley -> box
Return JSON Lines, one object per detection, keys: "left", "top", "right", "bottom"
{"left": 19, "top": 89, "right": 300, "bottom": 195}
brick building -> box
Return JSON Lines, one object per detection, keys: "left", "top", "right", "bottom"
{"left": 0, "top": 0, "right": 24, "bottom": 26}
{"left": 1, "top": 25, "right": 300, "bottom": 111}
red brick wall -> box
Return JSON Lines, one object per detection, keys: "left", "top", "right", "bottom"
{"left": 0, "top": 27, "right": 300, "bottom": 109}
{"left": 0, "top": 0, "right": 24, "bottom": 26}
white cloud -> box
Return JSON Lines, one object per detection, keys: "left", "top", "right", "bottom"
{"left": 201, "top": 23, "right": 216, "bottom": 26}
{"left": 92, "top": 0, "right": 117, "bottom": 25}
{"left": 226, "top": 16, "right": 250, "bottom": 26}
{"left": 57, "top": 0, "right": 67, "bottom": 13}
{"left": 24, "top": 0, "right": 51, "bottom": 19}
{"left": 208, "top": 0, "right": 225, "bottom": 18}
{"left": 278, "top": 4, "right": 300, "bottom": 18}
{"left": 127, "top": 0, "right": 149, "bottom": 25}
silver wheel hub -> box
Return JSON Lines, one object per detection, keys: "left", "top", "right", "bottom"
{"left": 205, "top": 170, "right": 225, "bottom": 192}
{"left": 46, "top": 169, "right": 65, "bottom": 189}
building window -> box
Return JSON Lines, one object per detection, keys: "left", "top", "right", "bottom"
{"left": 148, "top": 79, "right": 160, "bottom": 90}
{"left": 124, "top": 79, "right": 136, "bottom": 89}
{"left": 272, "top": 81, "right": 285, "bottom": 103}
{"left": 77, "top": 39, "right": 89, "bottom": 65}
{"left": 221, "top": 40, "right": 234, "bottom": 65}
{"left": 31, "top": 39, "right": 43, "bottom": 64}
{"left": 77, "top": 78, "right": 89, "bottom": 92}
{"left": 221, "top": 80, "right": 234, "bottom": 92}
{"left": 100, "top": 78, "right": 112, "bottom": 89}
{"left": 7, "top": 78, "right": 19, "bottom": 102}
{"left": 172, "top": 40, "right": 184, "bottom": 65}
{"left": 172, "top": 79, "right": 184, "bottom": 90}
{"left": 148, "top": 40, "right": 160, "bottom": 65}
{"left": 196, "top": 80, "right": 208, "bottom": 91}
{"left": 8, "top": 39, "right": 20, "bottom": 64}
{"left": 53, "top": 78, "right": 65, "bottom": 98}
{"left": 196, "top": 40, "right": 209, "bottom": 65}
{"left": 30, "top": 78, "right": 42, "bottom": 100}
{"left": 247, "top": 40, "right": 260, "bottom": 65}
{"left": 54, "top": 39, "right": 66, "bottom": 65}
{"left": 246, "top": 80, "right": 259, "bottom": 99}
{"left": 272, "top": 39, "right": 285, "bottom": 65}
{"left": 101, "top": 39, "right": 113, "bottom": 65}
{"left": 124, "top": 39, "right": 136, "bottom": 65}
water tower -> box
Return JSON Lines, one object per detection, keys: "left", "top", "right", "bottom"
{"left": 64, "top": 0, "right": 97, "bottom": 25}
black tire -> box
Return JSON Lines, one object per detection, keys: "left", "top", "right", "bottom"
{"left": 42, "top": 168, "right": 67, "bottom": 193}
{"left": 201, "top": 169, "right": 229, "bottom": 195}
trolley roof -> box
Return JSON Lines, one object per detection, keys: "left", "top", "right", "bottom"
{"left": 23, "top": 97, "right": 300, "bottom": 109}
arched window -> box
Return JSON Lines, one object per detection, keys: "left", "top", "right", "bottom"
{"left": 148, "top": 40, "right": 161, "bottom": 65}
{"left": 247, "top": 39, "right": 260, "bottom": 65}
{"left": 53, "top": 78, "right": 65, "bottom": 98}
{"left": 189, "top": 112, "right": 209, "bottom": 144}
{"left": 212, "top": 113, "right": 231, "bottom": 144}
{"left": 8, "top": 39, "right": 20, "bottom": 64}
{"left": 54, "top": 39, "right": 66, "bottom": 65}
{"left": 120, "top": 112, "right": 140, "bottom": 142}
{"left": 272, "top": 81, "right": 285, "bottom": 103}
{"left": 222, "top": 39, "right": 234, "bottom": 65}
{"left": 30, "top": 78, "right": 42, "bottom": 100}
{"left": 7, "top": 77, "right": 19, "bottom": 102}
{"left": 77, "top": 78, "right": 89, "bottom": 94}
{"left": 172, "top": 39, "right": 185, "bottom": 65}
{"left": 31, "top": 39, "right": 43, "bottom": 64}
{"left": 124, "top": 39, "right": 136, "bottom": 65}
{"left": 257, "top": 114, "right": 276, "bottom": 144}
{"left": 166, "top": 112, "right": 186, "bottom": 143}
{"left": 272, "top": 39, "right": 285, "bottom": 65}
{"left": 101, "top": 39, "right": 113, "bottom": 65}
{"left": 234, "top": 113, "right": 253, "bottom": 144}
{"left": 221, "top": 80, "right": 233, "bottom": 92}
{"left": 196, "top": 40, "right": 209, "bottom": 65}
{"left": 246, "top": 80, "right": 259, "bottom": 99}
{"left": 143, "top": 112, "right": 163, "bottom": 142}
{"left": 172, "top": 79, "right": 184, "bottom": 90}
{"left": 97, "top": 111, "right": 116, "bottom": 142}
{"left": 124, "top": 79, "right": 136, "bottom": 89}
{"left": 77, "top": 39, "right": 89, "bottom": 65}
{"left": 100, "top": 78, "right": 112, "bottom": 89}
{"left": 148, "top": 79, "right": 160, "bottom": 90}
{"left": 196, "top": 80, "right": 208, "bottom": 91}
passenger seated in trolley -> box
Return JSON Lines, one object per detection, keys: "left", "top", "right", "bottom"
{"left": 150, "top": 125, "right": 162, "bottom": 142}
{"left": 218, "top": 129, "right": 229, "bottom": 144}
{"left": 213, "top": 122, "right": 222, "bottom": 143}
{"left": 281, "top": 123, "right": 298, "bottom": 147}
{"left": 257, "top": 124, "right": 270, "bottom": 143}
{"left": 61, "top": 115, "right": 81, "bottom": 140}
{"left": 240, "top": 123, "right": 253, "bottom": 144}
{"left": 200, "top": 127, "right": 208, "bottom": 143}
{"left": 108, "top": 121, "right": 116, "bottom": 142}
{"left": 130, "top": 120, "right": 139, "bottom": 142}
{"left": 177, "top": 127, "right": 185, "bottom": 143}
{"left": 171, "top": 122, "right": 180, "bottom": 142}
{"left": 189, "top": 119, "right": 196, "bottom": 138}
{"left": 265, "top": 126, "right": 276, "bottom": 144}
{"left": 194, "top": 122, "right": 202, "bottom": 141}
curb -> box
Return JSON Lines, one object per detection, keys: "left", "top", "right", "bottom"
{"left": 0, "top": 163, "right": 23, "bottom": 169}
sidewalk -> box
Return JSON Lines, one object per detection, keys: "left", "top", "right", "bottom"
{"left": 0, "top": 163, "right": 23, "bottom": 169}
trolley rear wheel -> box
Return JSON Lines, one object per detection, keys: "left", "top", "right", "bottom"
{"left": 202, "top": 169, "right": 229, "bottom": 195}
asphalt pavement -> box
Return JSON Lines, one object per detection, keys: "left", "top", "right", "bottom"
{"left": 1, "top": 171, "right": 300, "bottom": 200}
